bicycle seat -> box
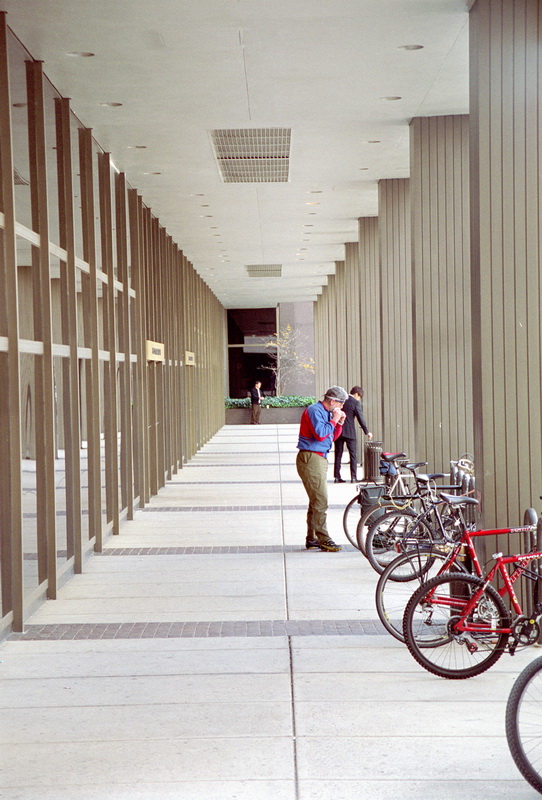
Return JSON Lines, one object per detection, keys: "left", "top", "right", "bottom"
{"left": 404, "top": 461, "right": 427, "bottom": 470}
{"left": 439, "top": 492, "right": 479, "bottom": 507}
{"left": 381, "top": 452, "right": 406, "bottom": 462}
{"left": 427, "top": 472, "right": 446, "bottom": 480}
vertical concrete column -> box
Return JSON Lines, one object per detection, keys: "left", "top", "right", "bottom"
{"left": 470, "top": 0, "right": 542, "bottom": 525}
{"left": 325, "top": 271, "right": 339, "bottom": 388}
{"left": 314, "top": 285, "right": 332, "bottom": 397}
{"left": 344, "top": 241, "right": 361, "bottom": 391}
{"left": 378, "top": 179, "right": 414, "bottom": 455}
{"left": 358, "top": 217, "right": 382, "bottom": 440}
{"left": 334, "top": 260, "right": 348, "bottom": 388}
{"left": 410, "top": 115, "right": 473, "bottom": 473}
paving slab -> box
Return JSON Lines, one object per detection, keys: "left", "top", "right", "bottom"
{"left": 0, "top": 423, "right": 536, "bottom": 799}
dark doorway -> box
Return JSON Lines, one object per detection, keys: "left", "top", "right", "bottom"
{"left": 227, "top": 308, "right": 277, "bottom": 398}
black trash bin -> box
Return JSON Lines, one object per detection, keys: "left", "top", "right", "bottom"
{"left": 364, "top": 440, "right": 383, "bottom": 481}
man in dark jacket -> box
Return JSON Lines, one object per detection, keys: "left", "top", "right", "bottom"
{"left": 249, "top": 381, "right": 263, "bottom": 424}
{"left": 333, "top": 386, "right": 373, "bottom": 483}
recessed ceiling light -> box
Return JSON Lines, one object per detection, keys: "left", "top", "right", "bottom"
{"left": 359, "top": 167, "right": 369, "bottom": 170}
{"left": 309, "top": 190, "right": 323, "bottom": 194}
{"left": 143, "top": 171, "right": 161, "bottom": 175}
{"left": 127, "top": 145, "right": 147, "bottom": 149}
{"left": 67, "top": 51, "right": 95, "bottom": 57}
{"left": 363, "top": 140, "right": 381, "bottom": 144}
{"left": 380, "top": 96, "right": 402, "bottom": 101}
{"left": 306, "top": 202, "right": 320, "bottom": 205}
{"left": 399, "top": 44, "right": 424, "bottom": 50}
{"left": 99, "top": 101, "right": 123, "bottom": 107}
{"left": 304, "top": 224, "right": 314, "bottom": 227}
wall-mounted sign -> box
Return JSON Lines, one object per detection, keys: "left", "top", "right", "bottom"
{"left": 185, "top": 350, "right": 196, "bottom": 366}
{"left": 146, "top": 340, "right": 165, "bottom": 362}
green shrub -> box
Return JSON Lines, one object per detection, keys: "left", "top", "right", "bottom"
{"left": 225, "top": 395, "right": 315, "bottom": 409}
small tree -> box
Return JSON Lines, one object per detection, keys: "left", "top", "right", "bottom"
{"left": 260, "top": 323, "right": 315, "bottom": 395}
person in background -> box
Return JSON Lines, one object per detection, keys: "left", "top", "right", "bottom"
{"left": 296, "top": 386, "right": 348, "bottom": 552}
{"left": 333, "top": 385, "right": 373, "bottom": 483}
{"left": 249, "top": 380, "right": 263, "bottom": 424}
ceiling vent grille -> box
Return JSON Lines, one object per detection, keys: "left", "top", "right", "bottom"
{"left": 246, "top": 264, "right": 282, "bottom": 278}
{"left": 211, "top": 128, "right": 291, "bottom": 183}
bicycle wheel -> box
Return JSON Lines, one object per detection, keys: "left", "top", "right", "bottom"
{"left": 403, "top": 572, "right": 509, "bottom": 679}
{"left": 355, "top": 499, "right": 417, "bottom": 555}
{"left": 365, "top": 510, "right": 433, "bottom": 575}
{"left": 375, "top": 547, "right": 465, "bottom": 642}
{"left": 342, "top": 495, "right": 365, "bottom": 548}
{"left": 343, "top": 495, "right": 397, "bottom": 550}
{"left": 506, "top": 655, "right": 542, "bottom": 794}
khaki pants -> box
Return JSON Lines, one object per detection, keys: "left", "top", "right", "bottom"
{"left": 251, "top": 403, "right": 261, "bottom": 424}
{"left": 296, "top": 450, "right": 329, "bottom": 541}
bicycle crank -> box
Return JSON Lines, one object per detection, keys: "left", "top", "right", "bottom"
{"left": 509, "top": 616, "right": 541, "bottom": 654}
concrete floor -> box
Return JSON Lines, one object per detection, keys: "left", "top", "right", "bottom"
{"left": 1, "top": 424, "right": 540, "bottom": 799}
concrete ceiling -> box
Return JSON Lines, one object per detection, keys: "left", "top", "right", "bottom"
{"left": 3, "top": 0, "right": 470, "bottom": 308}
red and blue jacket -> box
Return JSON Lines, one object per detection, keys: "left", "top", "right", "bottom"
{"left": 297, "top": 401, "right": 343, "bottom": 457}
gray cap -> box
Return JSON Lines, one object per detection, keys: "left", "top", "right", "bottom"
{"left": 324, "top": 385, "right": 348, "bottom": 402}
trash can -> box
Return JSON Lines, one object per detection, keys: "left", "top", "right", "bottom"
{"left": 364, "top": 440, "right": 383, "bottom": 481}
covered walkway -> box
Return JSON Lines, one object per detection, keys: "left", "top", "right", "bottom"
{"left": 1, "top": 425, "right": 537, "bottom": 799}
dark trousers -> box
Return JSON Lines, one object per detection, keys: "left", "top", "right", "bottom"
{"left": 251, "top": 403, "right": 261, "bottom": 424}
{"left": 334, "top": 436, "right": 358, "bottom": 480}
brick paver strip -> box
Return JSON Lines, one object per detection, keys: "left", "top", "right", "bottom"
{"left": 141, "top": 503, "right": 348, "bottom": 512}
{"left": 9, "top": 619, "right": 386, "bottom": 640}
{"left": 95, "top": 544, "right": 357, "bottom": 555}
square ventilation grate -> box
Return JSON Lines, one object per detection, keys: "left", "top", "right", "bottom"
{"left": 211, "top": 128, "right": 291, "bottom": 183}
{"left": 246, "top": 264, "right": 282, "bottom": 278}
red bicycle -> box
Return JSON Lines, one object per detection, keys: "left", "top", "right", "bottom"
{"left": 402, "top": 520, "right": 542, "bottom": 679}
{"left": 375, "top": 493, "right": 534, "bottom": 643}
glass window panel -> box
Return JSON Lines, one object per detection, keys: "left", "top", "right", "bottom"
{"left": 17, "top": 236, "right": 33, "bottom": 340}
{"left": 78, "top": 359, "right": 89, "bottom": 542}
{"left": 110, "top": 162, "right": 118, "bottom": 281}
{"left": 49, "top": 255, "right": 64, "bottom": 345}
{"left": 8, "top": 33, "right": 31, "bottom": 230}
{"left": 53, "top": 355, "right": 68, "bottom": 569}
{"left": 43, "top": 77, "right": 60, "bottom": 247}
{"left": 124, "top": 180, "right": 132, "bottom": 289}
{"left": 0, "top": 352, "right": 5, "bottom": 613}
{"left": 70, "top": 111, "right": 85, "bottom": 262}
{"left": 117, "top": 362, "right": 124, "bottom": 512}
{"left": 99, "top": 359, "right": 108, "bottom": 529}
{"left": 93, "top": 140, "right": 103, "bottom": 273}
{"left": 21, "top": 353, "right": 39, "bottom": 600}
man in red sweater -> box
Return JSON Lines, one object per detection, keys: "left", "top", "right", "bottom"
{"left": 296, "top": 386, "right": 348, "bottom": 551}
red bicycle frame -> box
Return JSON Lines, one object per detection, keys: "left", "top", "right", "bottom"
{"left": 425, "top": 526, "right": 540, "bottom": 636}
